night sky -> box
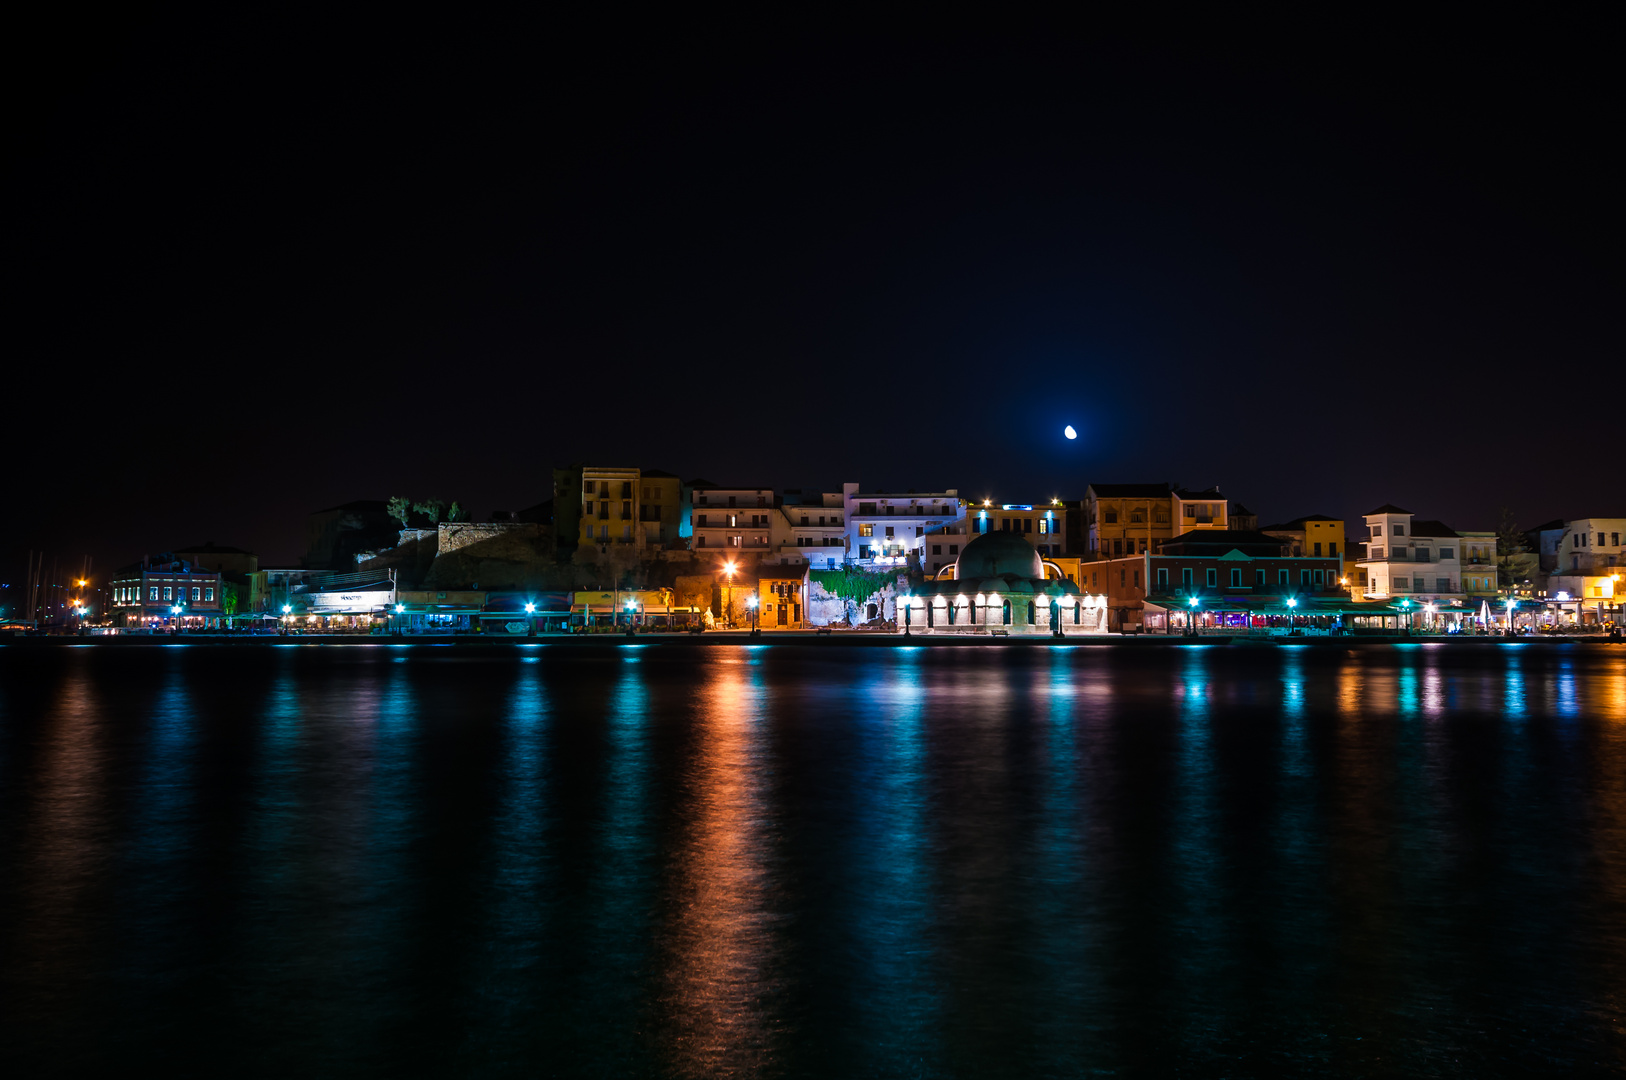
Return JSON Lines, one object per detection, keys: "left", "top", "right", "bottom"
{"left": 11, "top": 19, "right": 1620, "bottom": 582}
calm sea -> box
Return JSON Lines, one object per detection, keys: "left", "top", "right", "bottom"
{"left": 2, "top": 642, "right": 1624, "bottom": 1076}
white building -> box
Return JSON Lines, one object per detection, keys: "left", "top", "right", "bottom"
{"left": 689, "top": 485, "right": 776, "bottom": 555}
{"left": 771, "top": 490, "right": 848, "bottom": 567}
{"left": 842, "top": 483, "right": 967, "bottom": 572}
{"left": 1545, "top": 517, "right": 1626, "bottom": 624}
{"left": 1357, "top": 504, "right": 1467, "bottom": 603}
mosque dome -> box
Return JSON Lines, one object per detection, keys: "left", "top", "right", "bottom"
{"left": 954, "top": 531, "right": 1044, "bottom": 581}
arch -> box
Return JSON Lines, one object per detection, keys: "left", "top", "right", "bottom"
{"left": 1042, "top": 561, "right": 1068, "bottom": 580}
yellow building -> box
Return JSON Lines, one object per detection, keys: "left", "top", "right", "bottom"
{"left": 1085, "top": 483, "right": 1232, "bottom": 559}
{"left": 755, "top": 563, "right": 809, "bottom": 628}
{"left": 554, "top": 465, "right": 685, "bottom": 555}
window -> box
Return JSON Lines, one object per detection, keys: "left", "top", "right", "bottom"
{"left": 1205, "top": 569, "right": 1216, "bottom": 587}
{"left": 621, "top": 500, "right": 631, "bottom": 518}
{"left": 150, "top": 587, "right": 159, "bottom": 601}
{"left": 1413, "top": 575, "right": 1425, "bottom": 592}
{"left": 800, "top": 516, "right": 809, "bottom": 525}
{"left": 1182, "top": 568, "right": 1193, "bottom": 588}
{"left": 932, "top": 545, "right": 942, "bottom": 555}
{"left": 1113, "top": 539, "right": 1123, "bottom": 556}
{"left": 1038, "top": 519, "right": 1049, "bottom": 534}
{"left": 1439, "top": 547, "right": 1453, "bottom": 559}
{"left": 1300, "top": 570, "right": 1311, "bottom": 586}
{"left": 1371, "top": 524, "right": 1383, "bottom": 536}
{"left": 859, "top": 545, "right": 871, "bottom": 559}
{"left": 599, "top": 525, "right": 609, "bottom": 539}
{"left": 731, "top": 536, "right": 742, "bottom": 547}
{"left": 698, "top": 494, "right": 709, "bottom": 505}
{"left": 1120, "top": 569, "right": 1127, "bottom": 587}
{"left": 697, "top": 514, "right": 709, "bottom": 527}
{"left": 1157, "top": 567, "right": 1169, "bottom": 588}
{"left": 1313, "top": 543, "right": 1322, "bottom": 556}
{"left": 1184, "top": 505, "right": 1195, "bottom": 519}
{"left": 1091, "top": 572, "right": 1098, "bottom": 588}
{"left": 1230, "top": 568, "right": 1242, "bottom": 587}
{"left": 1104, "top": 510, "right": 1118, "bottom": 524}
{"left": 697, "top": 535, "right": 707, "bottom": 547}
{"left": 886, "top": 506, "right": 895, "bottom": 515}
{"left": 583, "top": 480, "right": 595, "bottom": 496}
{"left": 757, "top": 496, "right": 766, "bottom": 507}
{"left": 1256, "top": 569, "right": 1266, "bottom": 585}
{"left": 1024, "top": 519, "right": 1033, "bottom": 534}
{"left": 1313, "top": 570, "right": 1323, "bottom": 586}
{"left": 859, "top": 524, "right": 874, "bottom": 537}
{"left": 1130, "top": 509, "right": 1145, "bottom": 523}
{"left": 1392, "top": 576, "right": 1406, "bottom": 591}
{"left": 1328, "top": 543, "right": 1338, "bottom": 556}
{"left": 1027, "top": 601, "right": 1036, "bottom": 625}
{"left": 623, "top": 525, "right": 632, "bottom": 540}
{"left": 949, "top": 545, "right": 959, "bottom": 554}
{"left": 192, "top": 587, "right": 201, "bottom": 601}
{"left": 728, "top": 496, "right": 737, "bottom": 507}
{"left": 1393, "top": 524, "right": 1405, "bottom": 536}
{"left": 164, "top": 587, "right": 172, "bottom": 601}
{"left": 884, "top": 526, "right": 895, "bottom": 538}
{"left": 1279, "top": 569, "right": 1289, "bottom": 585}
{"left": 1134, "top": 570, "right": 1141, "bottom": 587}
{"left": 621, "top": 482, "right": 632, "bottom": 498}
{"left": 1437, "top": 578, "right": 1452, "bottom": 592}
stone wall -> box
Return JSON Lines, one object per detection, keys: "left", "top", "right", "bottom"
{"left": 807, "top": 576, "right": 902, "bottom": 626}
{"left": 438, "top": 522, "right": 546, "bottom": 555}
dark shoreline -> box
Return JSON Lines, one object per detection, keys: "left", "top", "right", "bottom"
{"left": 3, "top": 633, "right": 1618, "bottom": 649}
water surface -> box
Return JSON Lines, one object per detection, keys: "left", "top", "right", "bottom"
{"left": 2, "top": 642, "right": 1624, "bottom": 1075}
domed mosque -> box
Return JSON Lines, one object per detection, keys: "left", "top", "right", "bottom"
{"left": 897, "top": 530, "right": 1108, "bottom": 636}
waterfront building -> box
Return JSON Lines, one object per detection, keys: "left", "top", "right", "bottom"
{"left": 755, "top": 561, "right": 810, "bottom": 628}
{"left": 690, "top": 484, "right": 777, "bottom": 555}
{"left": 1091, "top": 529, "right": 1345, "bottom": 632}
{"left": 394, "top": 588, "right": 485, "bottom": 632}
{"left": 1084, "top": 483, "right": 1233, "bottom": 559}
{"left": 1457, "top": 531, "right": 1500, "bottom": 597}
{"left": 964, "top": 499, "right": 1070, "bottom": 557}
{"left": 108, "top": 555, "right": 225, "bottom": 629}
{"left": 843, "top": 483, "right": 967, "bottom": 571}
{"left": 772, "top": 491, "right": 847, "bottom": 568}
{"left": 899, "top": 531, "right": 1108, "bottom": 636}
{"left": 1356, "top": 505, "right": 1466, "bottom": 604}
{"left": 1544, "top": 517, "right": 1626, "bottom": 625}
{"left": 554, "top": 465, "right": 685, "bottom": 556}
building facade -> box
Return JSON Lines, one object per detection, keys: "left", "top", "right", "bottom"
{"left": 109, "top": 557, "right": 226, "bottom": 629}
{"left": 1085, "top": 483, "right": 1233, "bottom": 559}
{"left": 1095, "top": 529, "right": 1346, "bottom": 632}
{"left": 690, "top": 485, "right": 777, "bottom": 556}
{"left": 843, "top": 483, "right": 967, "bottom": 570}
{"left": 1544, "top": 517, "right": 1626, "bottom": 624}
{"left": 1356, "top": 505, "right": 1466, "bottom": 603}
{"left": 772, "top": 491, "right": 847, "bottom": 568}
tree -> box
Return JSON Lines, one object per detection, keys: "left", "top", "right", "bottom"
{"left": 448, "top": 501, "right": 467, "bottom": 522}
{"left": 413, "top": 498, "right": 447, "bottom": 523}
{"left": 222, "top": 581, "right": 241, "bottom": 616}
{"left": 387, "top": 495, "right": 412, "bottom": 528}
{"left": 1497, "top": 506, "right": 1529, "bottom": 586}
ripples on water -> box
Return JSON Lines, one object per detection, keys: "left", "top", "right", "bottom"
{"left": 2, "top": 643, "right": 1625, "bottom": 1076}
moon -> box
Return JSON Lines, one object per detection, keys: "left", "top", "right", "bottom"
{"left": 1063, "top": 425, "right": 1078, "bottom": 440}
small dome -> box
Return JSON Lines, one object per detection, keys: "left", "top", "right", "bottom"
{"left": 954, "top": 531, "right": 1044, "bottom": 581}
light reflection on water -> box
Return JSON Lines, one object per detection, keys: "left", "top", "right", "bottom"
{"left": 1, "top": 644, "right": 1625, "bottom": 1074}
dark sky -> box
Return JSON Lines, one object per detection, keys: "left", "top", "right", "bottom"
{"left": 10, "top": 18, "right": 1620, "bottom": 583}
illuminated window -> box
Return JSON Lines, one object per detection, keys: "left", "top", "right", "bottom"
{"left": 164, "top": 587, "right": 173, "bottom": 601}
{"left": 150, "top": 587, "right": 159, "bottom": 601}
{"left": 859, "top": 524, "right": 874, "bottom": 537}
{"left": 192, "top": 587, "right": 200, "bottom": 601}
{"left": 205, "top": 588, "right": 214, "bottom": 601}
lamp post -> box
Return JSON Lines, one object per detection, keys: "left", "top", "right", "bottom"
{"left": 625, "top": 596, "right": 637, "bottom": 637}
{"left": 524, "top": 601, "right": 535, "bottom": 638}
{"left": 1187, "top": 595, "right": 1199, "bottom": 637}
{"left": 171, "top": 603, "right": 184, "bottom": 635}
{"left": 1285, "top": 596, "right": 1298, "bottom": 636}
{"left": 903, "top": 595, "right": 912, "bottom": 636}
{"left": 747, "top": 594, "right": 760, "bottom": 636}
{"left": 1504, "top": 596, "right": 1517, "bottom": 635}
{"left": 1400, "top": 598, "right": 1412, "bottom": 635}
{"left": 281, "top": 603, "right": 292, "bottom": 637}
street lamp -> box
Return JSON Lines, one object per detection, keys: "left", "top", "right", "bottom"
{"left": 625, "top": 596, "right": 637, "bottom": 637}
{"left": 747, "top": 594, "right": 760, "bottom": 636}
{"left": 282, "top": 603, "right": 292, "bottom": 636}
{"left": 394, "top": 602, "right": 406, "bottom": 636}
{"left": 1187, "top": 595, "right": 1199, "bottom": 637}
{"left": 524, "top": 601, "right": 536, "bottom": 638}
